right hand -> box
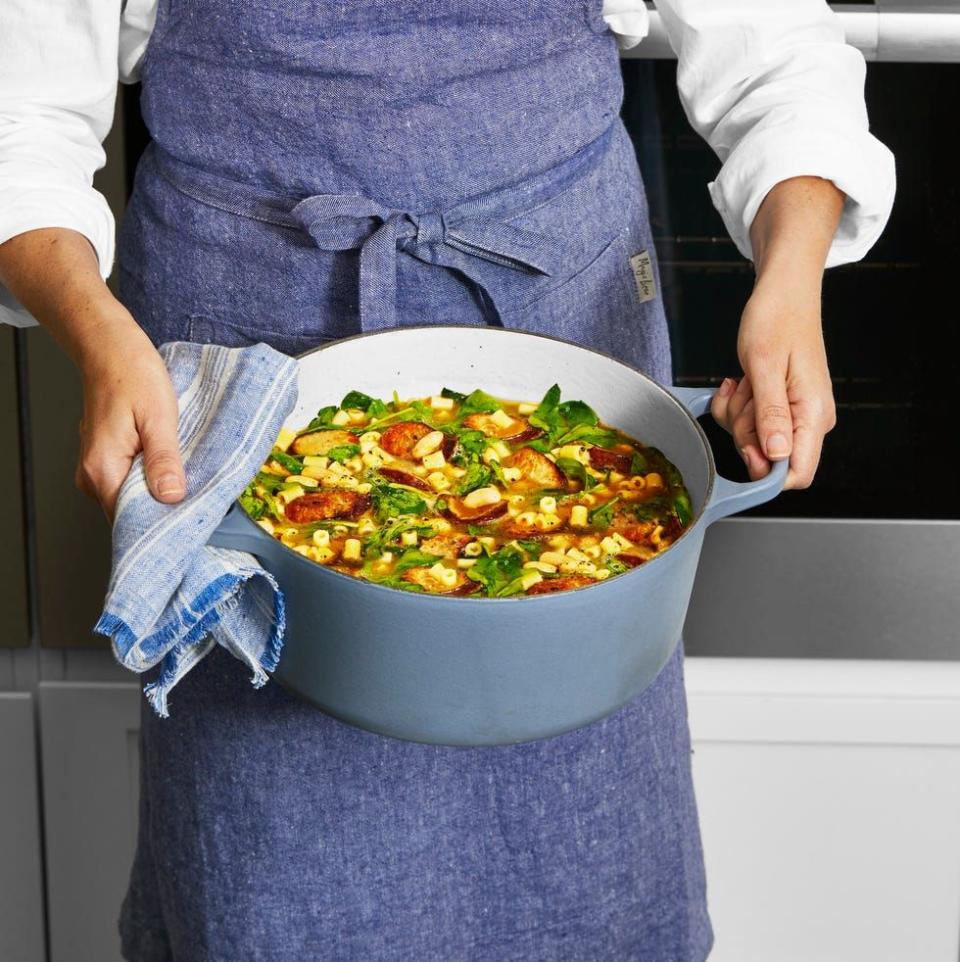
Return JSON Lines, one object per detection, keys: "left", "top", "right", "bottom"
{"left": 75, "top": 320, "right": 186, "bottom": 521}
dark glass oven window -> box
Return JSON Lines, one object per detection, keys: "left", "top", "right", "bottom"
{"left": 621, "top": 60, "right": 960, "bottom": 520}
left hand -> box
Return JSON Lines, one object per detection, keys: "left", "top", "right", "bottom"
{"left": 711, "top": 283, "right": 837, "bottom": 490}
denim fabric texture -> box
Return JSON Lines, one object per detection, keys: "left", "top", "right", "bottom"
{"left": 94, "top": 342, "right": 298, "bottom": 716}
{"left": 117, "top": 0, "right": 713, "bottom": 958}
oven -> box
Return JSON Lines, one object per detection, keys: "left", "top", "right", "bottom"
{"left": 619, "top": 1, "right": 960, "bottom": 661}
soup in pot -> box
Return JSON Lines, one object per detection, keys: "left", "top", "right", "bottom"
{"left": 238, "top": 385, "right": 693, "bottom": 596}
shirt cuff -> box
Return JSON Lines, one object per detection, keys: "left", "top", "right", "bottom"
{"left": 602, "top": 2, "right": 650, "bottom": 51}
{"left": 708, "top": 120, "right": 896, "bottom": 269}
{"left": 0, "top": 185, "right": 115, "bottom": 327}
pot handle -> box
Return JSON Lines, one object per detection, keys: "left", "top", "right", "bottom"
{"left": 669, "top": 385, "right": 788, "bottom": 523}
{"left": 207, "top": 503, "right": 266, "bottom": 554}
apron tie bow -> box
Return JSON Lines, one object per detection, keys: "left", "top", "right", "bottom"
{"left": 290, "top": 193, "right": 568, "bottom": 330}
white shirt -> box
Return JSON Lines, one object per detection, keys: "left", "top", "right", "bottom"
{"left": 0, "top": 0, "right": 895, "bottom": 327}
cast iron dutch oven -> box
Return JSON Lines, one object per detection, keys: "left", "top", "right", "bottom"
{"left": 208, "top": 327, "right": 786, "bottom": 746}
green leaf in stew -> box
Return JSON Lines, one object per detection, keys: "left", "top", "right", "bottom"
{"left": 326, "top": 443, "right": 361, "bottom": 463}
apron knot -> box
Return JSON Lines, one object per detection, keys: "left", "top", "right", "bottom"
{"left": 413, "top": 211, "right": 446, "bottom": 248}
{"left": 290, "top": 192, "right": 569, "bottom": 331}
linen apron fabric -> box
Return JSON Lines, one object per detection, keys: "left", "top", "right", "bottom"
{"left": 117, "top": 1, "right": 713, "bottom": 959}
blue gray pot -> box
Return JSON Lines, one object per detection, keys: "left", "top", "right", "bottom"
{"left": 209, "top": 327, "right": 786, "bottom": 745}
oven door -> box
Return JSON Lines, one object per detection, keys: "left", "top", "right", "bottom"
{"left": 621, "top": 4, "right": 960, "bottom": 660}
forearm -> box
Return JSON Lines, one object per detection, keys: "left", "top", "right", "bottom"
{"left": 749, "top": 176, "right": 846, "bottom": 296}
{"left": 0, "top": 227, "right": 140, "bottom": 369}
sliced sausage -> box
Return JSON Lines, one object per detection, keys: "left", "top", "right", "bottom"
{"left": 615, "top": 553, "right": 647, "bottom": 569}
{"left": 442, "top": 498, "right": 509, "bottom": 524}
{"left": 509, "top": 447, "right": 566, "bottom": 489}
{"left": 440, "top": 433, "right": 459, "bottom": 460}
{"left": 588, "top": 447, "right": 633, "bottom": 474}
{"left": 379, "top": 421, "right": 433, "bottom": 458}
{"left": 401, "top": 565, "right": 476, "bottom": 595}
{"left": 462, "top": 412, "right": 542, "bottom": 442}
{"left": 500, "top": 516, "right": 563, "bottom": 539}
{"left": 419, "top": 533, "right": 473, "bottom": 559}
{"left": 284, "top": 490, "right": 371, "bottom": 524}
{"left": 377, "top": 467, "right": 431, "bottom": 491}
{"left": 613, "top": 520, "right": 656, "bottom": 544}
{"left": 505, "top": 424, "right": 544, "bottom": 443}
{"left": 291, "top": 429, "right": 359, "bottom": 457}
{"left": 525, "top": 575, "right": 594, "bottom": 595}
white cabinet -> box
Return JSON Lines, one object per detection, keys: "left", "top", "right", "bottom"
{"left": 33, "top": 661, "right": 960, "bottom": 962}
{"left": 687, "top": 659, "right": 960, "bottom": 962}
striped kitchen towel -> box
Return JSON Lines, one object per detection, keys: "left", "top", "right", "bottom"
{"left": 94, "top": 341, "right": 299, "bottom": 717}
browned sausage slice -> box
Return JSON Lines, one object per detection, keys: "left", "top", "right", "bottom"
{"left": 379, "top": 421, "right": 433, "bottom": 458}
{"left": 284, "top": 490, "right": 371, "bottom": 524}
{"left": 613, "top": 521, "right": 656, "bottom": 544}
{"left": 615, "top": 553, "right": 647, "bottom": 569}
{"left": 509, "top": 447, "right": 565, "bottom": 489}
{"left": 505, "top": 424, "right": 544, "bottom": 443}
{"left": 588, "top": 447, "right": 633, "bottom": 474}
{"left": 401, "top": 565, "right": 475, "bottom": 595}
{"left": 443, "top": 499, "right": 509, "bottom": 524}
{"left": 440, "top": 433, "right": 459, "bottom": 460}
{"left": 525, "top": 575, "right": 594, "bottom": 595}
{"left": 377, "top": 467, "right": 431, "bottom": 491}
{"left": 291, "top": 429, "right": 359, "bottom": 456}
{"left": 419, "top": 533, "right": 473, "bottom": 559}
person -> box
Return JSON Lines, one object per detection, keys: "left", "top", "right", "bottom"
{"left": 0, "top": 1, "right": 894, "bottom": 959}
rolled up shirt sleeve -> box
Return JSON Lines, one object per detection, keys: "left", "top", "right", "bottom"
{"left": 0, "top": 0, "right": 123, "bottom": 326}
{"left": 655, "top": 0, "right": 896, "bottom": 267}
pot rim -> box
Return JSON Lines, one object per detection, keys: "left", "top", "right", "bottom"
{"left": 240, "top": 324, "right": 717, "bottom": 605}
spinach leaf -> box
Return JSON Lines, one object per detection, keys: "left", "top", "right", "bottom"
{"left": 530, "top": 385, "right": 609, "bottom": 447}
{"left": 305, "top": 405, "right": 339, "bottom": 431}
{"left": 456, "top": 462, "right": 494, "bottom": 495}
{"left": 555, "top": 424, "right": 620, "bottom": 448}
{"left": 451, "top": 429, "right": 488, "bottom": 464}
{"left": 254, "top": 471, "right": 287, "bottom": 493}
{"left": 466, "top": 545, "right": 527, "bottom": 597}
{"left": 588, "top": 495, "right": 621, "bottom": 529}
{"left": 340, "top": 390, "right": 375, "bottom": 411}
{"left": 370, "top": 482, "right": 428, "bottom": 522}
{"left": 363, "top": 516, "right": 433, "bottom": 555}
{"left": 528, "top": 384, "right": 562, "bottom": 439}
{"left": 363, "top": 548, "right": 443, "bottom": 592}
{"left": 630, "top": 450, "right": 649, "bottom": 475}
{"left": 239, "top": 491, "right": 266, "bottom": 520}
{"left": 632, "top": 497, "right": 671, "bottom": 522}
{"left": 488, "top": 459, "right": 508, "bottom": 486}
{"left": 604, "top": 557, "right": 629, "bottom": 575}
{"left": 393, "top": 548, "right": 444, "bottom": 573}
{"left": 458, "top": 389, "right": 501, "bottom": 417}
{"left": 556, "top": 399, "right": 598, "bottom": 429}
{"left": 516, "top": 539, "right": 542, "bottom": 555}
{"left": 555, "top": 457, "right": 597, "bottom": 491}
{"left": 440, "top": 387, "right": 467, "bottom": 403}
{"left": 673, "top": 492, "right": 693, "bottom": 526}
{"left": 326, "top": 443, "right": 361, "bottom": 463}
{"left": 269, "top": 449, "right": 304, "bottom": 474}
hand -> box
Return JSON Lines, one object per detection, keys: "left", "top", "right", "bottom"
{"left": 710, "top": 285, "right": 837, "bottom": 490}
{"left": 75, "top": 318, "right": 186, "bottom": 520}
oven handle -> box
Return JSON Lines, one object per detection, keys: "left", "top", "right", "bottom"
{"left": 670, "top": 385, "right": 789, "bottom": 523}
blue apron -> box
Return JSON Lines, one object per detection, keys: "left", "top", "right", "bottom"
{"left": 117, "top": 1, "right": 713, "bottom": 958}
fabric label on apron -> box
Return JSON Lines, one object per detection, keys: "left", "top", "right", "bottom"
{"left": 629, "top": 250, "right": 657, "bottom": 303}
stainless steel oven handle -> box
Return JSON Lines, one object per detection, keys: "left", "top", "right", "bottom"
{"left": 670, "top": 385, "right": 789, "bottom": 523}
